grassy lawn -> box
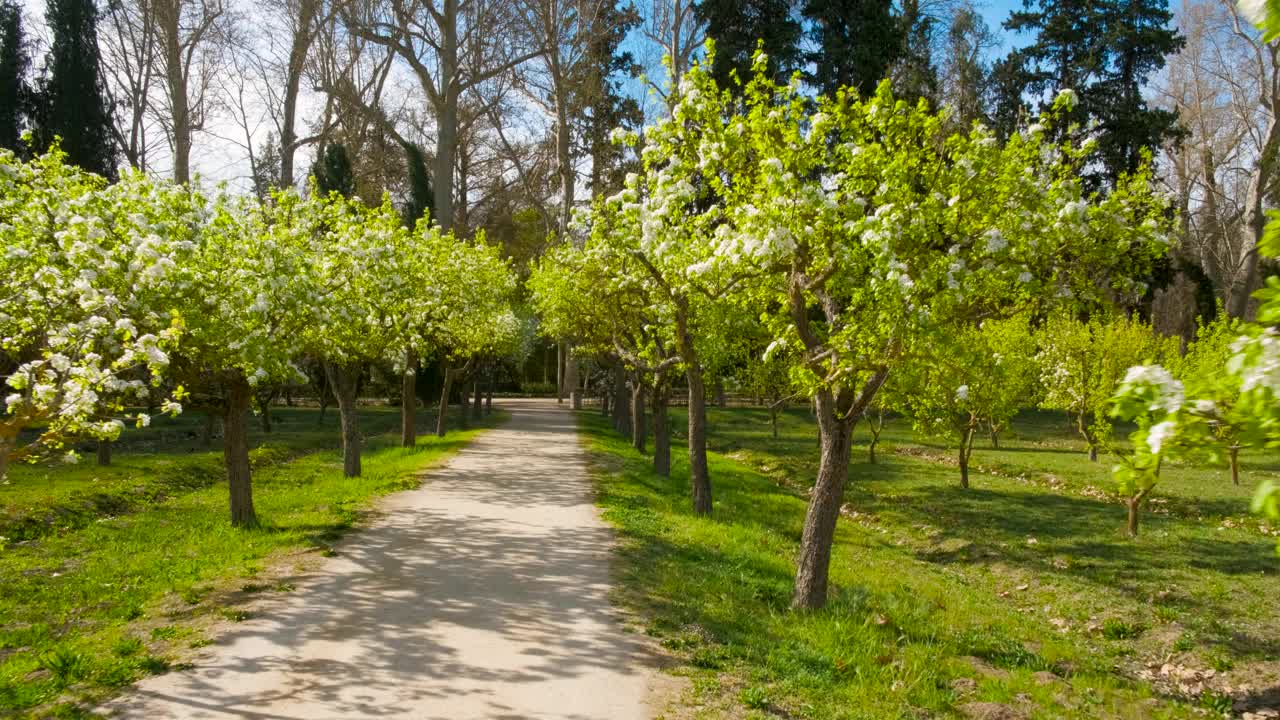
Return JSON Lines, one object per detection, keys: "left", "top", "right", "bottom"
{"left": 579, "top": 406, "right": 1280, "bottom": 720}
{"left": 0, "top": 404, "right": 500, "bottom": 719}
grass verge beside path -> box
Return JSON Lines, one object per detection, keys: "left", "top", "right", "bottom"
{"left": 0, "top": 409, "right": 504, "bottom": 719}
{"left": 579, "top": 409, "right": 1266, "bottom": 720}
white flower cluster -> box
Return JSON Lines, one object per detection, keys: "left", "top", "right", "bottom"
{"left": 1120, "top": 365, "right": 1184, "bottom": 414}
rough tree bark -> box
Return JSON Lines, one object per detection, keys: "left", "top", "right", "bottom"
{"left": 652, "top": 381, "right": 671, "bottom": 477}
{"left": 401, "top": 350, "right": 417, "bottom": 447}
{"left": 791, "top": 370, "right": 888, "bottom": 611}
{"left": 685, "top": 364, "right": 712, "bottom": 515}
{"left": 324, "top": 361, "right": 362, "bottom": 478}
{"left": 224, "top": 372, "right": 257, "bottom": 528}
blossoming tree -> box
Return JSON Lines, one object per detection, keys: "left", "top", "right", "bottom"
{"left": 618, "top": 54, "right": 1172, "bottom": 609}
{"left": 1, "top": 149, "right": 191, "bottom": 479}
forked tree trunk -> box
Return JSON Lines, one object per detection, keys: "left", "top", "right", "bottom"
{"left": 652, "top": 383, "right": 671, "bottom": 477}
{"left": 471, "top": 377, "right": 483, "bottom": 420}
{"left": 401, "top": 349, "right": 417, "bottom": 447}
{"left": 436, "top": 368, "right": 455, "bottom": 437}
{"left": 631, "top": 379, "right": 647, "bottom": 454}
{"left": 97, "top": 440, "right": 112, "bottom": 466}
{"left": 1230, "top": 445, "right": 1240, "bottom": 486}
{"left": 791, "top": 389, "right": 856, "bottom": 610}
{"left": 224, "top": 373, "right": 257, "bottom": 528}
{"left": 686, "top": 365, "right": 712, "bottom": 515}
{"left": 325, "top": 362, "right": 362, "bottom": 478}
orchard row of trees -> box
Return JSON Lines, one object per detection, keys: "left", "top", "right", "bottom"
{"left": 0, "top": 146, "right": 526, "bottom": 527}
{"left": 532, "top": 52, "right": 1175, "bottom": 610}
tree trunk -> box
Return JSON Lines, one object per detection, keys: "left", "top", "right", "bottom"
{"left": 257, "top": 393, "right": 273, "bottom": 434}
{"left": 202, "top": 411, "right": 216, "bottom": 449}
{"left": 436, "top": 367, "right": 454, "bottom": 437}
{"left": 485, "top": 380, "right": 493, "bottom": 414}
{"left": 97, "top": 440, "right": 112, "bottom": 467}
{"left": 653, "top": 384, "right": 671, "bottom": 477}
{"left": 471, "top": 377, "right": 483, "bottom": 421}
{"left": 959, "top": 427, "right": 973, "bottom": 489}
{"left": 791, "top": 389, "right": 855, "bottom": 610}
{"left": 432, "top": 1, "right": 459, "bottom": 232}
{"left": 1088, "top": 444, "right": 1098, "bottom": 462}
{"left": 224, "top": 372, "right": 257, "bottom": 528}
{"left": 1126, "top": 496, "right": 1141, "bottom": 537}
{"left": 459, "top": 378, "right": 471, "bottom": 430}
{"left": 631, "top": 380, "right": 647, "bottom": 454}
{"left": 401, "top": 349, "right": 417, "bottom": 447}
{"left": 771, "top": 407, "right": 779, "bottom": 439}
{"left": 990, "top": 429, "right": 999, "bottom": 449}
{"left": 557, "top": 341, "right": 566, "bottom": 403}
{"left": 686, "top": 365, "right": 712, "bottom": 515}
{"left": 158, "top": 0, "right": 191, "bottom": 185}
{"left": 325, "top": 362, "right": 362, "bottom": 478}
{"left": 611, "top": 364, "right": 626, "bottom": 429}
{"left": 278, "top": 0, "right": 318, "bottom": 187}
{"left": 714, "top": 379, "right": 726, "bottom": 408}
{"left": 1230, "top": 445, "right": 1240, "bottom": 486}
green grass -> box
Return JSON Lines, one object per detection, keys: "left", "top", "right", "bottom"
{"left": 580, "top": 406, "right": 1280, "bottom": 719}
{"left": 0, "top": 405, "right": 501, "bottom": 718}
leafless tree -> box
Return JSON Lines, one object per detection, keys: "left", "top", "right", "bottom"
{"left": 1158, "top": 0, "right": 1280, "bottom": 318}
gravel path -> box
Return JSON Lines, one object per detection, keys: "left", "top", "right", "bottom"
{"left": 102, "top": 399, "right": 662, "bottom": 719}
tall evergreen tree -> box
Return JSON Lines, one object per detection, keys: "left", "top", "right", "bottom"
{"left": 35, "top": 0, "right": 116, "bottom": 179}
{"left": 0, "top": 0, "right": 31, "bottom": 156}
{"left": 890, "top": 0, "right": 938, "bottom": 106}
{"left": 696, "top": 0, "right": 803, "bottom": 90}
{"left": 400, "top": 141, "right": 434, "bottom": 227}
{"left": 995, "top": 0, "right": 1184, "bottom": 185}
{"left": 802, "top": 0, "right": 902, "bottom": 97}
{"left": 311, "top": 142, "right": 356, "bottom": 199}
{"left": 581, "top": 1, "right": 642, "bottom": 197}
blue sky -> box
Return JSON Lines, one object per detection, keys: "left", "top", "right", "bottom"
{"left": 979, "top": 0, "right": 1032, "bottom": 54}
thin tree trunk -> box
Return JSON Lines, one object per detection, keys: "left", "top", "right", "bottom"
{"left": 436, "top": 367, "right": 454, "bottom": 437}
{"left": 791, "top": 388, "right": 855, "bottom": 610}
{"left": 686, "top": 365, "right": 712, "bottom": 515}
{"left": 653, "top": 383, "right": 670, "bottom": 476}
{"left": 485, "top": 379, "right": 493, "bottom": 414}
{"left": 224, "top": 372, "right": 257, "bottom": 528}
{"left": 459, "top": 377, "right": 471, "bottom": 430}
{"left": 557, "top": 341, "right": 565, "bottom": 403}
{"left": 202, "top": 410, "right": 216, "bottom": 449}
{"left": 401, "top": 349, "right": 417, "bottom": 447}
{"left": 1127, "top": 497, "right": 1141, "bottom": 537}
{"left": 471, "top": 377, "right": 483, "bottom": 420}
{"left": 959, "top": 426, "right": 974, "bottom": 489}
{"left": 97, "top": 440, "right": 112, "bottom": 466}
{"left": 325, "top": 362, "right": 362, "bottom": 478}
{"left": 257, "top": 392, "right": 273, "bottom": 433}
{"left": 631, "top": 379, "right": 646, "bottom": 454}
{"left": 1230, "top": 445, "right": 1240, "bottom": 486}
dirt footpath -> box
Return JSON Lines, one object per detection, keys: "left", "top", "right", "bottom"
{"left": 102, "top": 399, "right": 665, "bottom": 720}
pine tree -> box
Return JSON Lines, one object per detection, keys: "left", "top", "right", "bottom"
{"left": 311, "top": 142, "right": 356, "bottom": 199}
{"left": 995, "top": 0, "right": 1184, "bottom": 185}
{"left": 251, "top": 133, "right": 284, "bottom": 200}
{"left": 890, "top": 0, "right": 938, "bottom": 106}
{"left": 36, "top": 0, "right": 116, "bottom": 179}
{"left": 580, "top": 1, "right": 642, "bottom": 197}
{"left": 0, "top": 0, "right": 31, "bottom": 156}
{"left": 802, "top": 0, "right": 902, "bottom": 97}
{"left": 400, "top": 141, "right": 433, "bottom": 228}
{"left": 696, "top": 0, "right": 803, "bottom": 90}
